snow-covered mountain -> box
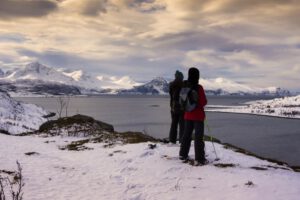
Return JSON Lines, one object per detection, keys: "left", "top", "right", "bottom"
{"left": 201, "top": 78, "right": 291, "bottom": 96}
{"left": 0, "top": 90, "right": 49, "bottom": 134}
{"left": 4, "top": 62, "right": 74, "bottom": 83}
{"left": 0, "top": 62, "right": 292, "bottom": 96}
{"left": 117, "top": 76, "right": 291, "bottom": 96}
{"left": 118, "top": 77, "right": 169, "bottom": 95}
{"left": 0, "top": 62, "right": 140, "bottom": 96}
{"left": 0, "top": 69, "right": 4, "bottom": 77}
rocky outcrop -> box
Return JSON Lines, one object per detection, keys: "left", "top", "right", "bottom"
{"left": 23, "top": 114, "right": 157, "bottom": 150}
{"left": 38, "top": 114, "right": 114, "bottom": 136}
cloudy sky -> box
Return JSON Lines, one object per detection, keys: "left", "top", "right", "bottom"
{"left": 1, "top": 0, "right": 300, "bottom": 91}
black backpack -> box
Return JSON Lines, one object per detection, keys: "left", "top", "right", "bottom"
{"left": 179, "top": 85, "right": 199, "bottom": 112}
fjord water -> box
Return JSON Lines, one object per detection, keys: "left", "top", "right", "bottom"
{"left": 16, "top": 96, "right": 300, "bottom": 166}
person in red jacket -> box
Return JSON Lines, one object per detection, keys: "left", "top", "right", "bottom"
{"left": 179, "top": 67, "right": 208, "bottom": 165}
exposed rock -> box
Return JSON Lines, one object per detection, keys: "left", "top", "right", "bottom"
{"left": 24, "top": 114, "right": 157, "bottom": 150}
{"left": 38, "top": 114, "right": 114, "bottom": 136}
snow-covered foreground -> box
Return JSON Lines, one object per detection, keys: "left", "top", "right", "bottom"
{"left": 207, "top": 95, "right": 300, "bottom": 119}
{"left": 0, "top": 91, "right": 49, "bottom": 134}
{"left": 1, "top": 134, "right": 300, "bottom": 200}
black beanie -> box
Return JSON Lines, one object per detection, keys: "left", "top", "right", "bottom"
{"left": 188, "top": 67, "right": 199, "bottom": 85}
{"left": 175, "top": 70, "right": 184, "bottom": 81}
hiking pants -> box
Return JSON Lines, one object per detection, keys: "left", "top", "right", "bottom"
{"left": 179, "top": 120, "right": 205, "bottom": 162}
{"left": 169, "top": 111, "right": 184, "bottom": 144}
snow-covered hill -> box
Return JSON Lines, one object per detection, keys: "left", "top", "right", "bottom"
{"left": 0, "top": 90, "right": 49, "bottom": 134}
{"left": 207, "top": 95, "right": 300, "bottom": 119}
{"left": 1, "top": 132, "right": 300, "bottom": 199}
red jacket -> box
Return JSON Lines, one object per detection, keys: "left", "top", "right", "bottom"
{"left": 184, "top": 85, "right": 207, "bottom": 121}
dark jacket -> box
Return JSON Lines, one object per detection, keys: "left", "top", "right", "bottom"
{"left": 169, "top": 79, "right": 184, "bottom": 113}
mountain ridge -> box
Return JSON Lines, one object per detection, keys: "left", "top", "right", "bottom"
{"left": 0, "top": 62, "right": 291, "bottom": 96}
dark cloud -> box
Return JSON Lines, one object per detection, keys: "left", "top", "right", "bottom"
{"left": 111, "top": 0, "right": 165, "bottom": 13}
{"left": 0, "top": 0, "right": 58, "bottom": 19}
{"left": 215, "top": 0, "right": 295, "bottom": 13}
{"left": 80, "top": 0, "right": 107, "bottom": 16}
{"left": 151, "top": 30, "right": 231, "bottom": 52}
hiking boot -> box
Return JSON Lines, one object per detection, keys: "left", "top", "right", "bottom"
{"left": 179, "top": 155, "right": 186, "bottom": 160}
{"left": 193, "top": 161, "right": 201, "bottom": 166}
{"left": 179, "top": 156, "right": 189, "bottom": 163}
{"left": 194, "top": 159, "right": 209, "bottom": 166}
{"left": 202, "top": 159, "right": 209, "bottom": 165}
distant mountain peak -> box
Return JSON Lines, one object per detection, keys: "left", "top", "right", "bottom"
{"left": 63, "top": 70, "right": 85, "bottom": 81}
{"left": 24, "top": 62, "right": 51, "bottom": 73}
{"left": 0, "top": 62, "right": 141, "bottom": 95}
{"left": 152, "top": 77, "right": 168, "bottom": 82}
{"left": 264, "top": 87, "right": 291, "bottom": 96}
{"left": 147, "top": 77, "right": 168, "bottom": 86}
{"left": 0, "top": 62, "right": 292, "bottom": 96}
{"left": 26, "top": 61, "right": 41, "bottom": 66}
{"left": 118, "top": 77, "right": 169, "bottom": 95}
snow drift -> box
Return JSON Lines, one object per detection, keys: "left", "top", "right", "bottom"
{"left": 0, "top": 90, "right": 49, "bottom": 135}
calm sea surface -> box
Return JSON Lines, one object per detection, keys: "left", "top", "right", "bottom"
{"left": 15, "top": 96, "right": 300, "bottom": 166}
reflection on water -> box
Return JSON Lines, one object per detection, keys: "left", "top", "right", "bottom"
{"left": 15, "top": 95, "right": 300, "bottom": 166}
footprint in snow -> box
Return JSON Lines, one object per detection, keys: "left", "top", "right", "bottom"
{"left": 164, "top": 166, "right": 182, "bottom": 173}
{"left": 121, "top": 159, "right": 133, "bottom": 164}
{"left": 139, "top": 151, "right": 154, "bottom": 158}
{"left": 120, "top": 167, "right": 138, "bottom": 173}
{"left": 161, "top": 155, "right": 178, "bottom": 160}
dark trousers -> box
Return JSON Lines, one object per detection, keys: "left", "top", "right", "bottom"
{"left": 179, "top": 120, "right": 205, "bottom": 161}
{"left": 169, "top": 111, "right": 184, "bottom": 144}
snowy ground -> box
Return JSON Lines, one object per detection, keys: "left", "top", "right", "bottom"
{"left": 207, "top": 95, "right": 300, "bottom": 119}
{"left": 1, "top": 134, "right": 300, "bottom": 200}
{"left": 0, "top": 91, "right": 49, "bottom": 134}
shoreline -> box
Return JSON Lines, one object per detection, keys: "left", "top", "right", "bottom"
{"left": 206, "top": 110, "right": 300, "bottom": 120}
{"left": 203, "top": 135, "right": 300, "bottom": 172}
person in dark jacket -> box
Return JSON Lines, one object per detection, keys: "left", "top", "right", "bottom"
{"left": 168, "top": 70, "right": 184, "bottom": 144}
{"left": 179, "top": 67, "right": 208, "bottom": 165}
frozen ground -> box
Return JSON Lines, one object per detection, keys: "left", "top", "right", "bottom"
{"left": 1, "top": 133, "right": 300, "bottom": 200}
{"left": 207, "top": 95, "right": 300, "bottom": 119}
